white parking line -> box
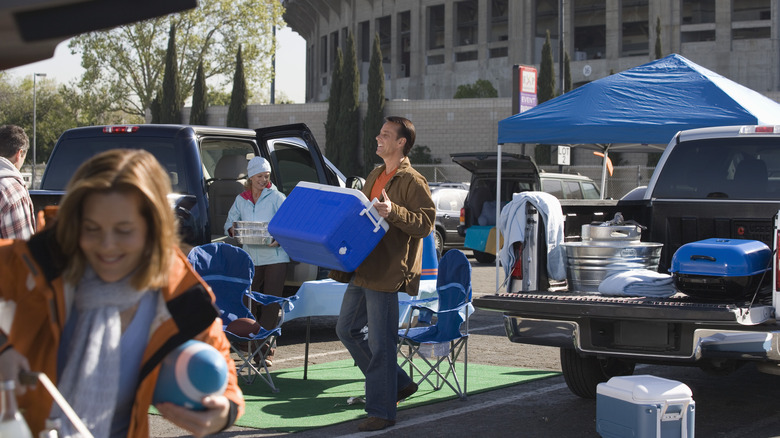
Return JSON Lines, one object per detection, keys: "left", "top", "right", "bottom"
{"left": 340, "top": 382, "right": 569, "bottom": 437}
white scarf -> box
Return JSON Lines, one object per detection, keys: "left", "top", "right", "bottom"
{"left": 52, "top": 267, "right": 149, "bottom": 438}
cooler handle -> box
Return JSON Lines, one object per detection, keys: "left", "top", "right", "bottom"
{"left": 361, "top": 198, "right": 386, "bottom": 233}
{"left": 657, "top": 399, "right": 692, "bottom": 438}
{"left": 690, "top": 254, "right": 716, "bottom": 262}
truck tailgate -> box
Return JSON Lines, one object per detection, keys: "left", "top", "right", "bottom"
{"left": 475, "top": 292, "right": 755, "bottom": 322}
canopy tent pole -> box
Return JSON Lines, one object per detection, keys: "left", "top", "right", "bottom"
{"left": 495, "top": 143, "right": 502, "bottom": 292}
{"left": 600, "top": 145, "right": 610, "bottom": 199}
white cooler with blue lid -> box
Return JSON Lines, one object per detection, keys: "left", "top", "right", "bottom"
{"left": 597, "top": 375, "right": 695, "bottom": 438}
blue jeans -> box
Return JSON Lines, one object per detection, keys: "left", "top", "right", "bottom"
{"left": 336, "top": 282, "right": 412, "bottom": 421}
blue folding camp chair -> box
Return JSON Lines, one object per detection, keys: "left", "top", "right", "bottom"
{"left": 187, "top": 242, "right": 296, "bottom": 392}
{"left": 397, "top": 249, "right": 472, "bottom": 400}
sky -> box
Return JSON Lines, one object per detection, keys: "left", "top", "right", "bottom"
{"left": 5, "top": 26, "right": 307, "bottom": 104}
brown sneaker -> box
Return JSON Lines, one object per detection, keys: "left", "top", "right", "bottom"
{"left": 358, "top": 417, "right": 396, "bottom": 431}
{"left": 397, "top": 381, "right": 418, "bottom": 402}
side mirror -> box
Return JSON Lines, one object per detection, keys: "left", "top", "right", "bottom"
{"left": 346, "top": 176, "right": 365, "bottom": 191}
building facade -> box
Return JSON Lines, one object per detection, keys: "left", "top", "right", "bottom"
{"left": 282, "top": 0, "right": 779, "bottom": 103}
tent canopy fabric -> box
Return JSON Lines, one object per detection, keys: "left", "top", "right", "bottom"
{"left": 497, "top": 54, "right": 780, "bottom": 146}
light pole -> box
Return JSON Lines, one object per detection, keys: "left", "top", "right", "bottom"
{"left": 32, "top": 72, "right": 46, "bottom": 189}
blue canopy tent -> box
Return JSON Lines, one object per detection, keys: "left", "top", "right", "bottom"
{"left": 497, "top": 54, "right": 780, "bottom": 197}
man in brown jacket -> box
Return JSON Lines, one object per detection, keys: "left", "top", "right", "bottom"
{"left": 331, "top": 116, "right": 435, "bottom": 431}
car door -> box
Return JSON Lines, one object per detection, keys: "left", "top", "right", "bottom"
{"left": 255, "top": 124, "right": 345, "bottom": 291}
{"left": 255, "top": 124, "right": 340, "bottom": 196}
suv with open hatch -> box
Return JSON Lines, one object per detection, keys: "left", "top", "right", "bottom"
{"left": 452, "top": 152, "right": 541, "bottom": 263}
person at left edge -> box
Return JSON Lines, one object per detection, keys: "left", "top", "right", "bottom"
{"left": 0, "top": 149, "right": 244, "bottom": 437}
{"left": 0, "top": 125, "right": 35, "bottom": 239}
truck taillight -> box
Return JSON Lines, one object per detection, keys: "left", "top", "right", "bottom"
{"left": 739, "top": 125, "right": 780, "bottom": 134}
{"left": 459, "top": 207, "right": 465, "bottom": 226}
{"left": 511, "top": 242, "right": 523, "bottom": 279}
{"left": 776, "top": 229, "right": 780, "bottom": 291}
{"left": 103, "top": 125, "right": 139, "bottom": 133}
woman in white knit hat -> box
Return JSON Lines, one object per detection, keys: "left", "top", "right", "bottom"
{"left": 225, "top": 156, "right": 289, "bottom": 366}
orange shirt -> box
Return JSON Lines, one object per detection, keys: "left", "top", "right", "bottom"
{"left": 370, "top": 168, "right": 396, "bottom": 201}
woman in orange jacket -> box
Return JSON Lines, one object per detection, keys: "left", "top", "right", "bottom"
{"left": 0, "top": 149, "right": 244, "bottom": 437}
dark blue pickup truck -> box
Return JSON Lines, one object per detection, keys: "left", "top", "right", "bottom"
{"left": 30, "top": 123, "right": 356, "bottom": 293}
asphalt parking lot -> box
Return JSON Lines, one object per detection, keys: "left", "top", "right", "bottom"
{"left": 150, "top": 252, "right": 780, "bottom": 437}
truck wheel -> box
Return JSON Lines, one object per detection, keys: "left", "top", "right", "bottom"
{"left": 434, "top": 229, "right": 444, "bottom": 255}
{"left": 559, "top": 348, "right": 635, "bottom": 399}
{"left": 473, "top": 250, "right": 495, "bottom": 264}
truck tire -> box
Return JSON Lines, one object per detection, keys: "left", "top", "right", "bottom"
{"left": 559, "top": 348, "right": 635, "bottom": 399}
{"left": 473, "top": 250, "right": 495, "bottom": 264}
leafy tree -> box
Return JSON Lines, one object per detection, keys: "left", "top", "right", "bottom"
{"left": 0, "top": 75, "right": 73, "bottom": 164}
{"left": 208, "top": 89, "right": 232, "bottom": 106}
{"left": 227, "top": 45, "right": 248, "bottom": 128}
{"left": 409, "top": 145, "right": 441, "bottom": 164}
{"left": 159, "top": 24, "right": 181, "bottom": 124}
{"left": 190, "top": 62, "right": 207, "bottom": 125}
{"left": 337, "top": 32, "right": 361, "bottom": 176}
{"left": 655, "top": 17, "right": 663, "bottom": 59}
{"left": 324, "top": 49, "right": 344, "bottom": 165}
{"left": 564, "top": 51, "right": 572, "bottom": 92}
{"left": 538, "top": 29, "right": 556, "bottom": 104}
{"left": 362, "top": 33, "right": 385, "bottom": 172}
{"left": 69, "top": 0, "right": 284, "bottom": 119}
{"left": 453, "top": 79, "right": 498, "bottom": 98}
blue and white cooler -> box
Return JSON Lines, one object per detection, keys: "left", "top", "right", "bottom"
{"left": 268, "top": 181, "right": 389, "bottom": 272}
{"left": 597, "top": 375, "right": 695, "bottom": 438}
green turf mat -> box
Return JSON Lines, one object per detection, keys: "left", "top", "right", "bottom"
{"left": 233, "top": 359, "right": 559, "bottom": 432}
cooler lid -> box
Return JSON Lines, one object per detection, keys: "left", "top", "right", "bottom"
{"left": 598, "top": 375, "right": 692, "bottom": 402}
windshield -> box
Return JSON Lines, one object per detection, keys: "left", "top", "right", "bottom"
{"left": 41, "top": 137, "right": 187, "bottom": 193}
{"left": 651, "top": 137, "right": 780, "bottom": 200}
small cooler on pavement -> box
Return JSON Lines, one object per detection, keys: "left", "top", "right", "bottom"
{"left": 268, "top": 181, "right": 388, "bottom": 272}
{"left": 597, "top": 375, "right": 695, "bottom": 438}
{"left": 669, "top": 238, "right": 771, "bottom": 300}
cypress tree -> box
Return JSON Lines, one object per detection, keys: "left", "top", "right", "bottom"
{"left": 325, "top": 49, "right": 344, "bottom": 166}
{"left": 160, "top": 23, "right": 180, "bottom": 124}
{"left": 362, "top": 33, "right": 385, "bottom": 173}
{"left": 655, "top": 17, "right": 663, "bottom": 59}
{"left": 338, "top": 32, "right": 361, "bottom": 176}
{"left": 535, "top": 29, "right": 556, "bottom": 165}
{"left": 564, "top": 51, "right": 572, "bottom": 92}
{"left": 190, "top": 62, "right": 208, "bottom": 125}
{"left": 227, "top": 45, "right": 248, "bottom": 128}
{"left": 150, "top": 92, "right": 161, "bottom": 124}
{"left": 538, "top": 29, "right": 556, "bottom": 104}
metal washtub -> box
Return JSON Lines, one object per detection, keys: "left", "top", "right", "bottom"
{"left": 563, "top": 219, "right": 662, "bottom": 293}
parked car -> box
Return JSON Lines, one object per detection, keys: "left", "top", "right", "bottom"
{"left": 452, "top": 152, "right": 541, "bottom": 263}
{"left": 430, "top": 185, "right": 468, "bottom": 254}
{"left": 539, "top": 172, "right": 601, "bottom": 199}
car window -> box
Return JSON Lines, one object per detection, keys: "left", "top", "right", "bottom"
{"left": 43, "top": 136, "right": 188, "bottom": 193}
{"left": 268, "top": 140, "right": 318, "bottom": 195}
{"left": 564, "top": 181, "right": 583, "bottom": 199}
{"left": 582, "top": 182, "right": 600, "bottom": 199}
{"left": 436, "top": 190, "right": 466, "bottom": 211}
{"left": 542, "top": 179, "right": 563, "bottom": 198}
{"left": 652, "top": 138, "right": 780, "bottom": 199}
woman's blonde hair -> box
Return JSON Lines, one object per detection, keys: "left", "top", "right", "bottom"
{"left": 55, "top": 149, "right": 179, "bottom": 290}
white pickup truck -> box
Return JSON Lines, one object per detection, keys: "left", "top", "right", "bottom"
{"left": 474, "top": 125, "right": 780, "bottom": 398}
